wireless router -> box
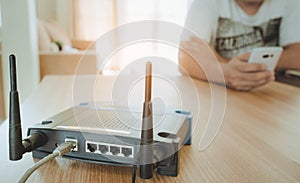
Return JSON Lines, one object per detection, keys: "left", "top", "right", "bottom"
{"left": 9, "top": 55, "right": 192, "bottom": 180}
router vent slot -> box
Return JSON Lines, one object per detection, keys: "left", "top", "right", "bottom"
{"left": 64, "top": 110, "right": 141, "bottom": 130}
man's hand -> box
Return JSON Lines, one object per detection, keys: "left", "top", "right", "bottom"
{"left": 222, "top": 53, "right": 275, "bottom": 91}
{"left": 178, "top": 37, "right": 275, "bottom": 91}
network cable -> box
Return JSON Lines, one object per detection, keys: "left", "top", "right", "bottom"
{"left": 19, "top": 142, "right": 76, "bottom": 183}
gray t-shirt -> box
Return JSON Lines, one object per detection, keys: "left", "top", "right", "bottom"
{"left": 184, "top": 0, "right": 300, "bottom": 59}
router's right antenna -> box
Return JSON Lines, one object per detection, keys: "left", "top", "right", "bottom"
{"left": 140, "top": 62, "right": 154, "bottom": 179}
{"left": 9, "top": 54, "right": 24, "bottom": 160}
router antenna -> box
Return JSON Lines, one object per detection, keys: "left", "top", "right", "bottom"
{"left": 8, "top": 54, "right": 47, "bottom": 161}
{"left": 9, "top": 54, "right": 24, "bottom": 160}
{"left": 140, "top": 62, "right": 154, "bottom": 179}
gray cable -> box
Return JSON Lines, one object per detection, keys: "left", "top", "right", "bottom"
{"left": 19, "top": 142, "right": 75, "bottom": 183}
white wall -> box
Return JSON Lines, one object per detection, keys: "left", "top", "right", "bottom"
{"left": 1, "top": 0, "right": 39, "bottom": 117}
{"left": 36, "top": 0, "right": 73, "bottom": 37}
{"left": 56, "top": 0, "right": 74, "bottom": 38}
{"left": 36, "top": 0, "right": 56, "bottom": 20}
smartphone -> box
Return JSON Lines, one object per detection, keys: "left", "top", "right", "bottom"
{"left": 248, "top": 47, "right": 283, "bottom": 70}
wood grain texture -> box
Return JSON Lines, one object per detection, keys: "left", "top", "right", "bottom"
{"left": 0, "top": 75, "right": 299, "bottom": 182}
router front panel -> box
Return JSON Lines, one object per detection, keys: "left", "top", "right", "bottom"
{"left": 26, "top": 104, "right": 191, "bottom": 176}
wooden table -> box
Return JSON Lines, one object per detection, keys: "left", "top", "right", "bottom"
{"left": 0, "top": 75, "right": 300, "bottom": 183}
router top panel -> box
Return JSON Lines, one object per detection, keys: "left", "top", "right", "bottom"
{"left": 30, "top": 103, "right": 189, "bottom": 143}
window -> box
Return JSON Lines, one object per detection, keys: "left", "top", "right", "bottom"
{"left": 73, "top": 0, "right": 190, "bottom": 73}
{"left": 73, "top": 0, "right": 116, "bottom": 40}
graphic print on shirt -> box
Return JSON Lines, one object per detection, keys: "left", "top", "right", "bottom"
{"left": 215, "top": 17, "right": 282, "bottom": 59}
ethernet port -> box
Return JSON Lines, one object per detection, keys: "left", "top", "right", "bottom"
{"left": 110, "top": 146, "right": 120, "bottom": 155}
{"left": 99, "top": 144, "right": 109, "bottom": 154}
{"left": 121, "top": 147, "right": 133, "bottom": 157}
{"left": 87, "top": 143, "right": 97, "bottom": 153}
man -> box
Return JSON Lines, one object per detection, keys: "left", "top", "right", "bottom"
{"left": 179, "top": 0, "right": 300, "bottom": 91}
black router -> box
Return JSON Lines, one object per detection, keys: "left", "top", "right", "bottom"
{"left": 9, "top": 55, "right": 192, "bottom": 180}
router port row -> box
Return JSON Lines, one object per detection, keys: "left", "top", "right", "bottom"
{"left": 85, "top": 141, "right": 134, "bottom": 158}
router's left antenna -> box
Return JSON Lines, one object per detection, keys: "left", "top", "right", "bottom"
{"left": 8, "top": 54, "right": 47, "bottom": 161}
{"left": 9, "top": 54, "right": 24, "bottom": 160}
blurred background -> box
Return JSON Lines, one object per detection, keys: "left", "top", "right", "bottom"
{"left": 0, "top": 0, "right": 193, "bottom": 121}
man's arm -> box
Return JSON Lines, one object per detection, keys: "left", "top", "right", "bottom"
{"left": 276, "top": 43, "right": 300, "bottom": 70}
{"left": 178, "top": 37, "right": 275, "bottom": 91}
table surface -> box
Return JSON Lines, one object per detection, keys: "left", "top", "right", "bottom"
{"left": 1, "top": 75, "right": 300, "bottom": 183}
